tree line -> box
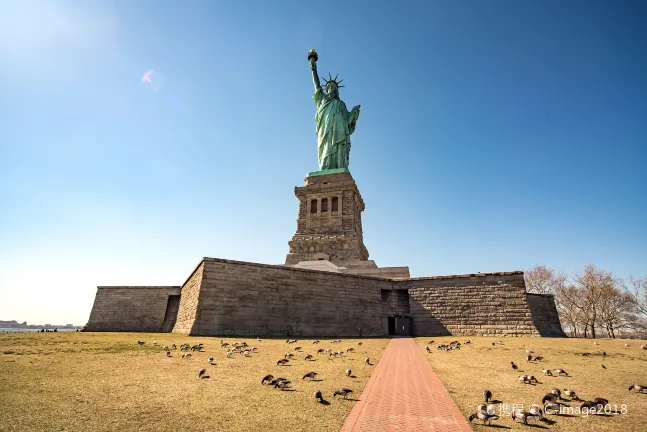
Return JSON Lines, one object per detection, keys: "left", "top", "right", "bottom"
{"left": 525, "top": 265, "right": 647, "bottom": 339}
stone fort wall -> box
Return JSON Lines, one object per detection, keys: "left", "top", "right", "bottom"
{"left": 85, "top": 286, "right": 181, "bottom": 332}
{"left": 85, "top": 259, "right": 565, "bottom": 337}
{"left": 171, "top": 258, "right": 391, "bottom": 336}
{"left": 397, "top": 273, "right": 541, "bottom": 336}
{"left": 526, "top": 293, "right": 566, "bottom": 337}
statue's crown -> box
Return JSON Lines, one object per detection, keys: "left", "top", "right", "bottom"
{"left": 322, "top": 72, "right": 344, "bottom": 89}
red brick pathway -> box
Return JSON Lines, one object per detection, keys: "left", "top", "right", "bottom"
{"left": 341, "top": 338, "right": 472, "bottom": 432}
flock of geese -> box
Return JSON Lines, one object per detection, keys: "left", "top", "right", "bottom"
{"left": 138, "top": 337, "right": 372, "bottom": 404}
{"left": 419, "top": 340, "right": 646, "bottom": 427}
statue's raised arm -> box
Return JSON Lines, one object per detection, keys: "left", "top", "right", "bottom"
{"left": 308, "top": 49, "right": 321, "bottom": 91}
{"left": 307, "top": 49, "right": 360, "bottom": 172}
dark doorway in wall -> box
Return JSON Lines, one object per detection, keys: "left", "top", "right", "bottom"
{"left": 396, "top": 316, "right": 412, "bottom": 336}
{"left": 387, "top": 316, "right": 396, "bottom": 335}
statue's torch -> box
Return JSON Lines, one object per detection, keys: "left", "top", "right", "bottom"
{"left": 308, "top": 49, "right": 318, "bottom": 67}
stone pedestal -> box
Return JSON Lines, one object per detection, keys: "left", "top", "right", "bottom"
{"left": 285, "top": 171, "right": 369, "bottom": 265}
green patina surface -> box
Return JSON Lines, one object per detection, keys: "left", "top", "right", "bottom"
{"left": 308, "top": 50, "right": 360, "bottom": 171}
{"left": 307, "top": 168, "right": 350, "bottom": 177}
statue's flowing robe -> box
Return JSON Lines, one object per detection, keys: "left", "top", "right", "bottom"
{"left": 313, "top": 88, "right": 360, "bottom": 170}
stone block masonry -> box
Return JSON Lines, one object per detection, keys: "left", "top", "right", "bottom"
{"left": 526, "top": 293, "right": 567, "bottom": 337}
{"left": 398, "top": 272, "right": 542, "bottom": 337}
{"left": 85, "top": 261, "right": 565, "bottom": 337}
{"left": 171, "top": 258, "right": 392, "bottom": 337}
{"left": 85, "top": 286, "right": 181, "bottom": 332}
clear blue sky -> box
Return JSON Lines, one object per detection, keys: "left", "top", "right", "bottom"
{"left": 1, "top": 0, "right": 645, "bottom": 325}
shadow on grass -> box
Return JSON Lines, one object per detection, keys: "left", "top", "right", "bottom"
{"left": 318, "top": 400, "right": 331, "bottom": 406}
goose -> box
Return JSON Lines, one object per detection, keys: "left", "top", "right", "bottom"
{"left": 512, "top": 410, "right": 540, "bottom": 424}
{"left": 274, "top": 380, "right": 291, "bottom": 389}
{"left": 534, "top": 355, "right": 544, "bottom": 361}
{"left": 542, "top": 369, "right": 552, "bottom": 376}
{"left": 314, "top": 390, "right": 324, "bottom": 402}
{"left": 303, "top": 371, "right": 318, "bottom": 380}
{"left": 602, "top": 351, "right": 606, "bottom": 357}
{"left": 553, "top": 369, "right": 568, "bottom": 376}
{"left": 182, "top": 353, "right": 192, "bottom": 359}
{"left": 628, "top": 384, "right": 647, "bottom": 392}
{"left": 602, "top": 364, "right": 606, "bottom": 369}
{"left": 425, "top": 346, "right": 431, "bottom": 353}
{"left": 226, "top": 352, "right": 233, "bottom": 358}
{"left": 365, "top": 358, "right": 372, "bottom": 365}
{"left": 243, "top": 350, "right": 250, "bottom": 357}
{"left": 304, "top": 354, "right": 313, "bottom": 361}
{"left": 519, "top": 375, "right": 532, "bottom": 384}
{"left": 313, "top": 340, "right": 320, "bottom": 344}
{"left": 153, "top": 341, "right": 159, "bottom": 346}
{"left": 198, "top": 368, "right": 207, "bottom": 378}
{"left": 347, "top": 348, "right": 355, "bottom": 352}
{"left": 358, "top": 342, "right": 363, "bottom": 346}
{"left": 208, "top": 357, "right": 214, "bottom": 364}
{"left": 220, "top": 343, "right": 229, "bottom": 348}
{"left": 163, "top": 345, "right": 169, "bottom": 351}
{"left": 465, "top": 340, "right": 471, "bottom": 344}
{"left": 551, "top": 388, "right": 562, "bottom": 399}
{"left": 542, "top": 393, "right": 558, "bottom": 405}
{"left": 346, "top": 369, "right": 352, "bottom": 377}
{"left": 166, "top": 351, "right": 171, "bottom": 357}
{"left": 544, "top": 402, "right": 567, "bottom": 414}
{"left": 277, "top": 359, "right": 289, "bottom": 366}
{"left": 624, "top": 343, "right": 629, "bottom": 347}
{"left": 483, "top": 389, "right": 492, "bottom": 402}
{"left": 468, "top": 410, "right": 499, "bottom": 425}
{"left": 137, "top": 341, "right": 145, "bottom": 346}
{"left": 171, "top": 344, "right": 176, "bottom": 349}
{"left": 592, "top": 397, "right": 608, "bottom": 407}
{"left": 641, "top": 344, "right": 646, "bottom": 350}
{"left": 594, "top": 342, "right": 599, "bottom": 345}
{"left": 269, "top": 377, "right": 289, "bottom": 386}
{"left": 294, "top": 347, "right": 303, "bottom": 352}
{"left": 285, "top": 353, "right": 295, "bottom": 359}
{"left": 579, "top": 400, "right": 603, "bottom": 411}
{"left": 333, "top": 388, "right": 353, "bottom": 399}
{"left": 317, "top": 348, "right": 325, "bottom": 354}
{"left": 261, "top": 374, "right": 274, "bottom": 385}
{"left": 511, "top": 362, "right": 518, "bottom": 370}
{"left": 528, "top": 375, "right": 538, "bottom": 383}
{"left": 563, "top": 389, "right": 578, "bottom": 400}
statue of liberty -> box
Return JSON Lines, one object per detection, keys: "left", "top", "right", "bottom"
{"left": 308, "top": 49, "right": 360, "bottom": 171}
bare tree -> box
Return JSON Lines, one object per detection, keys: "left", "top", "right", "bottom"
{"left": 597, "top": 284, "right": 634, "bottom": 338}
{"left": 555, "top": 284, "right": 584, "bottom": 337}
{"left": 525, "top": 265, "right": 567, "bottom": 295}
{"left": 624, "top": 276, "right": 647, "bottom": 317}
{"left": 574, "top": 265, "right": 616, "bottom": 339}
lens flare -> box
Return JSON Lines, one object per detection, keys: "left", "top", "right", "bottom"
{"left": 140, "top": 69, "right": 165, "bottom": 92}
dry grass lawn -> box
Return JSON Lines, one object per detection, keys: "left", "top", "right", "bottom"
{"left": 415, "top": 336, "right": 647, "bottom": 432}
{"left": 0, "top": 332, "right": 388, "bottom": 432}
